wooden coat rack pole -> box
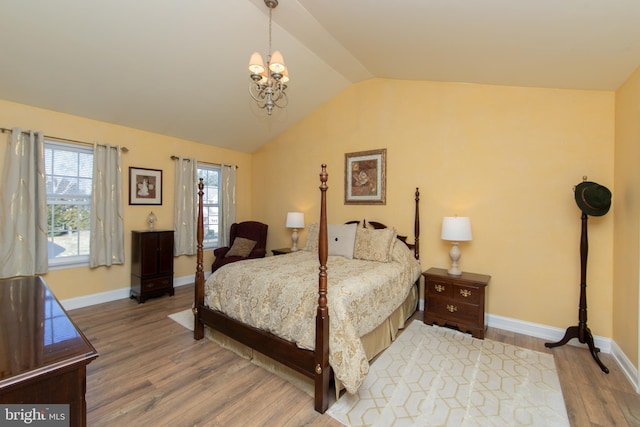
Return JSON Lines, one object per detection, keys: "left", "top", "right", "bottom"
{"left": 545, "top": 212, "right": 609, "bottom": 373}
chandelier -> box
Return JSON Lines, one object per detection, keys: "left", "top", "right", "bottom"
{"left": 248, "top": 0, "right": 289, "bottom": 115}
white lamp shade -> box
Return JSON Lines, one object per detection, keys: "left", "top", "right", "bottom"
{"left": 280, "top": 67, "right": 289, "bottom": 83}
{"left": 269, "top": 50, "right": 286, "bottom": 74}
{"left": 248, "top": 52, "right": 265, "bottom": 74}
{"left": 286, "top": 212, "right": 304, "bottom": 229}
{"left": 441, "top": 217, "right": 472, "bottom": 242}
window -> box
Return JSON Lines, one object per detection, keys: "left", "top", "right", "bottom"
{"left": 197, "top": 165, "right": 220, "bottom": 249}
{"left": 44, "top": 141, "right": 93, "bottom": 266}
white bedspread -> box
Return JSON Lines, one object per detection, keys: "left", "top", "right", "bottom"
{"left": 204, "top": 240, "right": 421, "bottom": 393}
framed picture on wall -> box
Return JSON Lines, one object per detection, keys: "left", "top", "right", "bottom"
{"left": 129, "top": 167, "right": 162, "bottom": 205}
{"left": 344, "top": 148, "right": 386, "bottom": 205}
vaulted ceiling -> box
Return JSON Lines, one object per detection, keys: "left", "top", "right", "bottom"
{"left": 1, "top": 0, "right": 639, "bottom": 153}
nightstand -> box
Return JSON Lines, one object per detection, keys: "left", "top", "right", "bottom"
{"left": 271, "top": 248, "right": 293, "bottom": 256}
{"left": 422, "top": 267, "right": 490, "bottom": 339}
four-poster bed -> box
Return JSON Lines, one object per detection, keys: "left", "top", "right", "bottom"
{"left": 193, "top": 164, "right": 421, "bottom": 413}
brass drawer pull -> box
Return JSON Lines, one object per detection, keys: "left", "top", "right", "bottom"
{"left": 447, "top": 304, "right": 457, "bottom": 313}
{"left": 460, "top": 289, "right": 472, "bottom": 298}
{"left": 435, "top": 284, "right": 445, "bottom": 292}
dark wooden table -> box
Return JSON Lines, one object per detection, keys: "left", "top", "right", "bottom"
{"left": 422, "top": 267, "right": 491, "bottom": 339}
{"left": 0, "top": 276, "right": 98, "bottom": 426}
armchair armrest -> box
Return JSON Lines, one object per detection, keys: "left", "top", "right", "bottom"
{"left": 248, "top": 248, "right": 266, "bottom": 259}
{"left": 214, "top": 246, "right": 230, "bottom": 258}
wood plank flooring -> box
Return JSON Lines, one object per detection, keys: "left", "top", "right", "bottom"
{"left": 69, "top": 284, "right": 640, "bottom": 426}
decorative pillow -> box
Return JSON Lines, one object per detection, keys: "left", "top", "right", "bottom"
{"left": 354, "top": 227, "right": 397, "bottom": 262}
{"left": 328, "top": 223, "right": 358, "bottom": 259}
{"left": 304, "top": 223, "right": 319, "bottom": 252}
{"left": 225, "top": 237, "right": 257, "bottom": 257}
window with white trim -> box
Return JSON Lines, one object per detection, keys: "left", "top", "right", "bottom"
{"left": 197, "top": 165, "right": 220, "bottom": 249}
{"left": 44, "top": 141, "right": 93, "bottom": 266}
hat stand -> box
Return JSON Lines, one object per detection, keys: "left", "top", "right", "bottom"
{"left": 544, "top": 212, "right": 609, "bottom": 373}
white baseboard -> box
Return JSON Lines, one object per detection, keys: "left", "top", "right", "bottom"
{"left": 61, "top": 273, "right": 203, "bottom": 311}
{"left": 610, "top": 339, "right": 640, "bottom": 393}
{"left": 487, "top": 313, "right": 611, "bottom": 353}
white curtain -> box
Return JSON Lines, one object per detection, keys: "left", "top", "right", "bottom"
{"left": 89, "top": 143, "right": 124, "bottom": 267}
{"left": 220, "top": 164, "right": 236, "bottom": 247}
{"left": 174, "top": 157, "right": 197, "bottom": 256}
{"left": 0, "top": 128, "right": 48, "bottom": 278}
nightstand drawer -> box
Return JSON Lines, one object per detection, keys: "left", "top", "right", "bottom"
{"left": 453, "top": 284, "right": 481, "bottom": 305}
{"left": 426, "top": 280, "right": 452, "bottom": 297}
{"left": 426, "top": 296, "right": 480, "bottom": 324}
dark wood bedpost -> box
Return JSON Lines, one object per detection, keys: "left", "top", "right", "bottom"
{"left": 194, "top": 178, "right": 205, "bottom": 340}
{"left": 414, "top": 187, "right": 420, "bottom": 260}
{"left": 315, "top": 164, "right": 330, "bottom": 413}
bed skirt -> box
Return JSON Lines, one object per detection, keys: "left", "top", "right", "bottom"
{"left": 202, "top": 284, "right": 419, "bottom": 400}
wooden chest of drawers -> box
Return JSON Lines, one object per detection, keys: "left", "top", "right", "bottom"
{"left": 422, "top": 267, "right": 490, "bottom": 339}
{"left": 0, "top": 277, "right": 98, "bottom": 426}
{"left": 130, "top": 230, "right": 175, "bottom": 303}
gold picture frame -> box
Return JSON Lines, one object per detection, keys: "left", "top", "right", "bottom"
{"left": 344, "top": 149, "right": 386, "bottom": 205}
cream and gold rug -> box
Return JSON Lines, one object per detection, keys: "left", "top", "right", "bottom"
{"left": 168, "top": 308, "right": 194, "bottom": 331}
{"left": 327, "top": 321, "right": 569, "bottom": 426}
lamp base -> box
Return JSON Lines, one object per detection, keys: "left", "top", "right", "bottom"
{"left": 447, "top": 267, "right": 462, "bottom": 276}
{"left": 290, "top": 228, "right": 299, "bottom": 252}
{"left": 447, "top": 241, "right": 462, "bottom": 276}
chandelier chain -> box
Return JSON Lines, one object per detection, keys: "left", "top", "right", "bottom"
{"left": 268, "top": 5, "right": 273, "bottom": 60}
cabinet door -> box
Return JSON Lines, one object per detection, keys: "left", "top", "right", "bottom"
{"left": 157, "top": 232, "right": 174, "bottom": 275}
{"left": 140, "top": 233, "right": 159, "bottom": 276}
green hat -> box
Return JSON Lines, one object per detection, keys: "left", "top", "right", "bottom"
{"left": 574, "top": 181, "right": 611, "bottom": 217}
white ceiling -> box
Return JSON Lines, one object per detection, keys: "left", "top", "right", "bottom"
{"left": 1, "top": 0, "right": 639, "bottom": 153}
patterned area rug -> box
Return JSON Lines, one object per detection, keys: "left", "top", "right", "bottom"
{"left": 327, "top": 321, "right": 569, "bottom": 427}
{"left": 168, "top": 309, "right": 194, "bottom": 331}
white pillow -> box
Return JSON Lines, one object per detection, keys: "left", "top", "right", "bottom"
{"left": 328, "top": 223, "right": 358, "bottom": 259}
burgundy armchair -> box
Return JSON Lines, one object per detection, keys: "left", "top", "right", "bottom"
{"left": 211, "top": 221, "right": 268, "bottom": 273}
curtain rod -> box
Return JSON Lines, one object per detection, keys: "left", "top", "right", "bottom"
{"left": 1, "top": 127, "right": 129, "bottom": 152}
{"left": 170, "top": 155, "right": 237, "bottom": 169}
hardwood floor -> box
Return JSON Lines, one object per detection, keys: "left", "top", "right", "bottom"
{"left": 69, "top": 284, "right": 640, "bottom": 426}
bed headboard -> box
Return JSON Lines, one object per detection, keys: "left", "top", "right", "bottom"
{"left": 346, "top": 188, "right": 420, "bottom": 260}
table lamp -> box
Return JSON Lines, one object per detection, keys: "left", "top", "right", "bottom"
{"left": 441, "top": 216, "right": 472, "bottom": 276}
{"left": 286, "top": 212, "right": 305, "bottom": 251}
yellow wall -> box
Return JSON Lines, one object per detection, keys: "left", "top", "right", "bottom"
{"left": 0, "top": 78, "right": 621, "bottom": 343}
{"left": 0, "top": 99, "right": 253, "bottom": 300}
{"left": 254, "top": 79, "right": 615, "bottom": 335}
{"left": 614, "top": 65, "right": 640, "bottom": 367}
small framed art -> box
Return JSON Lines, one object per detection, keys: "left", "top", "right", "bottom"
{"left": 129, "top": 167, "right": 162, "bottom": 205}
{"left": 344, "top": 148, "right": 386, "bottom": 205}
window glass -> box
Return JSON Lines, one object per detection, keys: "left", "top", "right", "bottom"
{"left": 44, "top": 141, "right": 93, "bottom": 266}
{"left": 197, "top": 165, "right": 220, "bottom": 249}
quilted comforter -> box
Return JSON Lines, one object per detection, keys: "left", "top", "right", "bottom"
{"left": 204, "top": 240, "right": 421, "bottom": 393}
